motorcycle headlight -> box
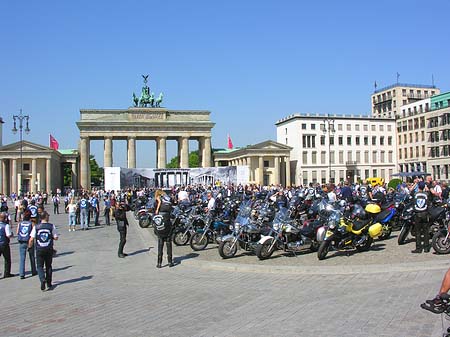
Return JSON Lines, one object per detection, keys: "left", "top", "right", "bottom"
{"left": 229, "top": 224, "right": 234, "bottom": 230}
{"left": 329, "top": 223, "right": 336, "bottom": 230}
{"left": 273, "top": 223, "right": 280, "bottom": 231}
{"left": 235, "top": 223, "right": 241, "bottom": 230}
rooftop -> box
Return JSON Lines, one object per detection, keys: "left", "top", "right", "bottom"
{"left": 373, "top": 83, "right": 436, "bottom": 94}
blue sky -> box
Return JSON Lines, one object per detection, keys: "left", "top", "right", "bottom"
{"left": 1, "top": 0, "right": 449, "bottom": 168}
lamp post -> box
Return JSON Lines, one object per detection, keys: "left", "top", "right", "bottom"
{"left": 322, "top": 116, "right": 335, "bottom": 183}
{"left": 12, "top": 109, "right": 30, "bottom": 196}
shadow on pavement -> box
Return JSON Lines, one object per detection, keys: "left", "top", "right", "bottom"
{"left": 53, "top": 265, "right": 73, "bottom": 272}
{"left": 128, "top": 248, "right": 150, "bottom": 256}
{"left": 54, "top": 275, "right": 93, "bottom": 288}
{"left": 55, "top": 251, "right": 75, "bottom": 257}
{"left": 174, "top": 253, "right": 199, "bottom": 265}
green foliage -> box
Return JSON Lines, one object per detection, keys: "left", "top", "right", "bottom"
{"left": 90, "top": 155, "right": 104, "bottom": 186}
{"left": 166, "top": 151, "right": 199, "bottom": 168}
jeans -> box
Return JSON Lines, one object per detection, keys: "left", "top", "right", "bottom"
{"left": 18, "top": 242, "right": 36, "bottom": 277}
{"left": 80, "top": 210, "right": 89, "bottom": 229}
{"left": 68, "top": 213, "right": 76, "bottom": 228}
{"left": 53, "top": 204, "right": 59, "bottom": 214}
{"left": 0, "top": 244, "right": 12, "bottom": 276}
{"left": 104, "top": 208, "right": 111, "bottom": 225}
{"left": 93, "top": 209, "right": 99, "bottom": 226}
{"left": 36, "top": 249, "right": 53, "bottom": 286}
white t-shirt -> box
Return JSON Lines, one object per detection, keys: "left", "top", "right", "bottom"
{"left": 178, "top": 190, "right": 189, "bottom": 201}
{"left": 67, "top": 204, "right": 77, "bottom": 214}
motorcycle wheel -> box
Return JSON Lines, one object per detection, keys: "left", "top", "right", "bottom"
{"left": 190, "top": 232, "right": 209, "bottom": 251}
{"left": 218, "top": 239, "right": 238, "bottom": 259}
{"left": 378, "top": 225, "right": 392, "bottom": 241}
{"left": 317, "top": 240, "right": 331, "bottom": 260}
{"left": 138, "top": 217, "right": 150, "bottom": 228}
{"left": 432, "top": 231, "right": 450, "bottom": 254}
{"left": 173, "top": 229, "right": 190, "bottom": 246}
{"left": 356, "top": 236, "right": 373, "bottom": 252}
{"left": 255, "top": 239, "right": 275, "bottom": 260}
{"left": 398, "top": 226, "right": 410, "bottom": 245}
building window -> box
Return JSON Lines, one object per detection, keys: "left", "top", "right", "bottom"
{"left": 388, "top": 136, "right": 392, "bottom": 146}
{"left": 399, "top": 148, "right": 402, "bottom": 159}
{"left": 285, "top": 128, "right": 287, "bottom": 135}
{"left": 388, "top": 151, "right": 393, "bottom": 162}
{"left": 302, "top": 123, "right": 306, "bottom": 130}
{"left": 380, "top": 151, "right": 385, "bottom": 163}
{"left": 264, "top": 160, "right": 269, "bottom": 168}
{"left": 302, "top": 151, "right": 308, "bottom": 165}
{"left": 347, "top": 151, "right": 352, "bottom": 162}
{"left": 364, "top": 125, "right": 368, "bottom": 131}
{"left": 380, "top": 125, "right": 384, "bottom": 131}
{"left": 330, "top": 151, "right": 335, "bottom": 164}
{"left": 338, "top": 124, "right": 343, "bottom": 131}
{"left": 321, "top": 151, "right": 326, "bottom": 164}
{"left": 380, "top": 136, "right": 384, "bottom": 145}
{"left": 347, "top": 136, "right": 351, "bottom": 145}
{"left": 355, "top": 125, "right": 360, "bottom": 131}
{"left": 311, "top": 124, "right": 316, "bottom": 130}
{"left": 320, "top": 136, "right": 325, "bottom": 145}
{"left": 347, "top": 124, "right": 351, "bottom": 131}
{"left": 372, "top": 151, "right": 377, "bottom": 163}
{"left": 329, "top": 136, "right": 335, "bottom": 145}
{"left": 364, "top": 137, "right": 368, "bottom": 146}
{"left": 373, "top": 169, "right": 378, "bottom": 177}
{"left": 356, "top": 136, "right": 360, "bottom": 145}
{"left": 402, "top": 89, "right": 406, "bottom": 96}
{"left": 339, "top": 151, "right": 344, "bottom": 164}
{"left": 23, "top": 163, "right": 30, "bottom": 171}
{"left": 364, "top": 169, "right": 369, "bottom": 179}
{"left": 338, "top": 136, "right": 343, "bottom": 145}
{"left": 387, "top": 125, "right": 392, "bottom": 132}
{"left": 372, "top": 136, "right": 376, "bottom": 145}
{"left": 364, "top": 151, "right": 369, "bottom": 163}
{"left": 371, "top": 125, "right": 376, "bottom": 131}
{"left": 302, "top": 135, "right": 316, "bottom": 148}
{"left": 356, "top": 151, "right": 360, "bottom": 163}
{"left": 312, "top": 151, "right": 317, "bottom": 164}
{"left": 285, "top": 138, "right": 288, "bottom": 145}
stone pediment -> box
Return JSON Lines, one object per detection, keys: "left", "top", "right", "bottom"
{"left": 246, "top": 140, "right": 292, "bottom": 151}
{"left": 0, "top": 140, "right": 53, "bottom": 153}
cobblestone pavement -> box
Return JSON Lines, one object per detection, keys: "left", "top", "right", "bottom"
{"left": 1, "top": 209, "right": 449, "bottom": 337}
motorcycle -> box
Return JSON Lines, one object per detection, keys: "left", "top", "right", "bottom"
{"left": 172, "top": 206, "right": 204, "bottom": 246}
{"left": 317, "top": 207, "right": 382, "bottom": 260}
{"left": 255, "top": 207, "right": 319, "bottom": 260}
{"left": 431, "top": 200, "right": 450, "bottom": 254}
{"left": 189, "top": 213, "right": 231, "bottom": 251}
{"left": 218, "top": 201, "right": 265, "bottom": 258}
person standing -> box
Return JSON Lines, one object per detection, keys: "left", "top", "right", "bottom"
{"left": 114, "top": 201, "right": 130, "bottom": 258}
{"left": 103, "top": 196, "right": 111, "bottom": 226}
{"left": 411, "top": 182, "right": 431, "bottom": 253}
{"left": 66, "top": 199, "right": 77, "bottom": 232}
{"left": 29, "top": 211, "right": 58, "bottom": 291}
{"left": 91, "top": 193, "right": 100, "bottom": 226}
{"left": 0, "top": 212, "right": 14, "bottom": 278}
{"left": 16, "top": 210, "right": 37, "bottom": 279}
{"left": 154, "top": 189, "right": 174, "bottom": 268}
{"left": 79, "top": 194, "right": 89, "bottom": 230}
{"left": 52, "top": 194, "right": 60, "bottom": 215}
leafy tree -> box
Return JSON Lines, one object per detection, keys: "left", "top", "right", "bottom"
{"left": 62, "top": 155, "right": 104, "bottom": 188}
{"left": 166, "top": 151, "right": 199, "bottom": 168}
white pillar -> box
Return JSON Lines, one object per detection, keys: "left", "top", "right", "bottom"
{"left": 104, "top": 137, "right": 113, "bottom": 167}
{"left": 46, "top": 158, "right": 52, "bottom": 193}
{"left": 202, "top": 136, "right": 211, "bottom": 168}
{"left": 157, "top": 137, "right": 167, "bottom": 169}
{"left": 11, "top": 159, "right": 17, "bottom": 194}
{"left": 285, "top": 156, "right": 291, "bottom": 187}
{"left": 80, "top": 137, "right": 89, "bottom": 190}
{"left": 31, "top": 159, "right": 37, "bottom": 194}
{"left": 258, "top": 156, "right": 264, "bottom": 185}
{"left": 71, "top": 162, "right": 77, "bottom": 189}
{"left": 127, "top": 137, "right": 136, "bottom": 168}
{"left": 180, "top": 137, "right": 189, "bottom": 168}
{"left": 274, "top": 156, "right": 280, "bottom": 186}
{"left": 2, "top": 160, "right": 8, "bottom": 195}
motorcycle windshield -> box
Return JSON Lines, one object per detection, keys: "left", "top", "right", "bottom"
{"left": 234, "top": 200, "right": 252, "bottom": 226}
{"left": 272, "top": 207, "right": 290, "bottom": 226}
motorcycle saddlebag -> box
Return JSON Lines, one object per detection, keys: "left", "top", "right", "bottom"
{"left": 368, "top": 223, "right": 382, "bottom": 238}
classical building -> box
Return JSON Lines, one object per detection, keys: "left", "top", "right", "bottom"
{"left": 276, "top": 114, "right": 397, "bottom": 186}
{"left": 76, "top": 107, "right": 214, "bottom": 190}
{"left": 0, "top": 141, "right": 78, "bottom": 195}
{"left": 371, "top": 83, "right": 440, "bottom": 118}
{"left": 213, "top": 140, "right": 292, "bottom": 186}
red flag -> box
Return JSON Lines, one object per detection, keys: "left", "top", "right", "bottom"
{"left": 49, "top": 134, "right": 59, "bottom": 150}
{"left": 227, "top": 134, "right": 233, "bottom": 149}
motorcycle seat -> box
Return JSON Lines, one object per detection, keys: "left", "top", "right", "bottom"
{"left": 352, "top": 218, "right": 371, "bottom": 231}
{"left": 374, "top": 209, "right": 392, "bottom": 222}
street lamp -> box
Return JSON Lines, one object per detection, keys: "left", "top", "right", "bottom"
{"left": 12, "top": 109, "right": 30, "bottom": 196}
{"left": 322, "top": 116, "right": 335, "bottom": 183}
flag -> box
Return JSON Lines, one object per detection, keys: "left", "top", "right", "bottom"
{"left": 49, "top": 134, "right": 59, "bottom": 150}
{"left": 227, "top": 134, "right": 233, "bottom": 149}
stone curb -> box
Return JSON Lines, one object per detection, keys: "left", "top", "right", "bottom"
{"left": 130, "top": 215, "right": 450, "bottom": 275}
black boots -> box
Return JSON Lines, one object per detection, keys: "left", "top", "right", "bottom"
{"left": 156, "top": 256, "right": 162, "bottom": 268}
{"left": 168, "top": 256, "right": 174, "bottom": 268}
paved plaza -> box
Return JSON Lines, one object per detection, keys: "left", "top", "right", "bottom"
{"left": 1, "top": 209, "right": 449, "bottom": 337}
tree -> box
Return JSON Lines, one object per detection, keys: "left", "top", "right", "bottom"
{"left": 166, "top": 151, "right": 200, "bottom": 168}
{"left": 62, "top": 155, "right": 104, "bottom": 188}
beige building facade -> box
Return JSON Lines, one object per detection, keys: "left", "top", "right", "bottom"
{"left": 371, "top": 83, "right": 440, "bottom": 119}
{"left": 213, "top": 140, "right": 292, "bottom": 186}
{"left": 276, "top": 114, "right": 397, "bottom": 186}
{"left": 0, "top": 141, "right": 78, "bottom": 195}
{"left": 77, "top": 107, "right": 214, "bottom": 190}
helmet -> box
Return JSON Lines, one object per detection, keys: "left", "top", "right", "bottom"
{"left": 365, "top": 203, "right": 381, "bottom": 214}
{"left": 339, "top": 200, "right": 347, "bottom": 208}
